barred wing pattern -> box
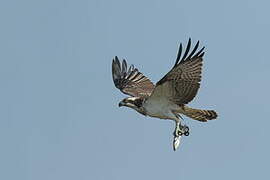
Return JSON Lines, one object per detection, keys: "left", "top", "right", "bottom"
{"left": 149, "top": 39, "right": 205, "bottom": 105}
{"left": 112, "top": 56, "right": 155, "bottom": 97}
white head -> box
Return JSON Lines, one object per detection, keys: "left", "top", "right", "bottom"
{"left": 118, "top": 97, "right": 146, "bottom": 115}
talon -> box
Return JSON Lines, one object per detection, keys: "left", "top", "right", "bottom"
{"left": 174, "top": 129, "right": 183, "bottom": 137}
{"left": 184, "top": 131, "right": 189, "bottom": 136}
{"left": 174, "top": 124, "right": 182, "bottom": 137}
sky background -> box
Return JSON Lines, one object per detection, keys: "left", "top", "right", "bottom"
{"left": 1, "top": 0, "right": 270, "bottom": 179}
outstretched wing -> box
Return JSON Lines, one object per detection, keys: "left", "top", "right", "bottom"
{"left": 112, "top": 56, "right": 155, "bottom": 97}
{"left": 149, "top": 38, "right": 205, "bottom": 105}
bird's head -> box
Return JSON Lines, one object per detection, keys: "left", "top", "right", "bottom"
{"left": 118, "top": 97, "right": 145, "bottom": 114}
{"left": 119, "top": 97, "right": 142, "bottom": 108}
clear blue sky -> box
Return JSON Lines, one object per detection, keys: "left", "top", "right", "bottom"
{"left": 0, "top": 0, "right": 269, "bottom": 179}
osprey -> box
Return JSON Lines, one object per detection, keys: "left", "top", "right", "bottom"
{"left": 112, "top": 39, "right": 217, "bottom": 151}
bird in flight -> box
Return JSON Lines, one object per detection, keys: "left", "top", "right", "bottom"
{"left": 112, "top": 39, "right": 217, "bottom": 151}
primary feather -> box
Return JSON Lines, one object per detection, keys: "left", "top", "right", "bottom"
{"left": 112, "top": 56, "right": 155, "bottom": 97}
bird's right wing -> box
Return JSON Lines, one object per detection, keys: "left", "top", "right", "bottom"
{"left": 112, "top": 56, "right": 155, "bottom": 97}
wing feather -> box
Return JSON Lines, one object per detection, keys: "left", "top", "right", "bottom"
{"left": 112, "top": 56, "right": 155, "bottom": 97}
{"left": 150, "top": 39, "right": 205, "bottom": 105}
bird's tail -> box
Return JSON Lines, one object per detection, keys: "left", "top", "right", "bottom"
{"left": 181, "top": 106, "right": 218, "bottom": 122}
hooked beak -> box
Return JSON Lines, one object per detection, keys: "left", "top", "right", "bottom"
{"left": 118, "top": 101, "right": 125, "bottom": 107}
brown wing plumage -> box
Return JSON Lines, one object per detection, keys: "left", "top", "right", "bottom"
{"left": 150, "top": 38, "right": 205, "bottom": 105}
{"left": 112, "top": 56, "right": 155, "bottom": 97}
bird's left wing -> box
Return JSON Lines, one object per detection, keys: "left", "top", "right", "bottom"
{"left": 112, "top": 56, "right": 155, "bottom": 97}
{"left": 148, "top": 39, "right": 205, "bottom": 105}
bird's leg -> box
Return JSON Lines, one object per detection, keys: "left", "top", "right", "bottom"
{"left": 177, "top": 115, "right": 190, "bottom": 136}
{"left": 174, "top": 121, "right": 189, "bottom": 137}
{"left": 174, "top": 121, "right": 183, "bottom": 137}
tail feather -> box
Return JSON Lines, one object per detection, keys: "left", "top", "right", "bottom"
{"left": 182, "top": 106, "right": 218, "bottom": 122}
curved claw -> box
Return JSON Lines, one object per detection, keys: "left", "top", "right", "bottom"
{"left": 182, "top": 125, "right": 189, "bottom": 132}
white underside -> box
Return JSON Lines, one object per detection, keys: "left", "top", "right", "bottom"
{"left": 143, "top": 97, "right": 181, "bottom": 121}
